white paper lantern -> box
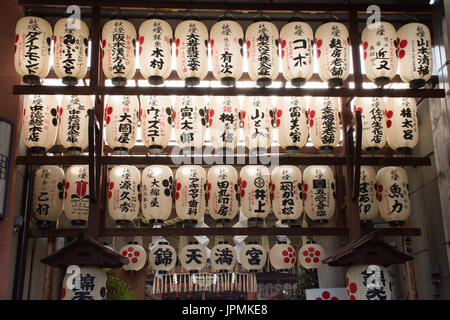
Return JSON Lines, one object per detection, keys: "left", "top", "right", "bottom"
{"left": 175, "top": 165, "right": 206, "bottom": 225}
{"left": 209, "top": 96, "right": 240, "bottom": 154}
{"left": 179, "top": 241, "right": 207, "bottom": 273}
{"left": 377, "top": 166, "right": 410, "bottom": 226}
{"left": 353, "top": 97, "right": 387, "bottom": 151}
{"left": 141, "top": 165, "right": 173, "bottom": 225}
{"left": 141, "top": 96, "right": 173, "bottom": 153}
{"left": 309, "top": 97, "right": 340, "bottom": 151}
{"left": 22, "top": 95, "right": 59, "bottom": 154}
{"left": 174, "top": 19, "right": 208, "bottom": 86}
{"left": 242, "top": 96, "right": 273, "bottom": 153}
{"left": 315, "top": 22, "right": 350, "bottom": 87}
{"left": 299, "top": 242, "right": 324, "bottom": 269}
{"left": 64, "top": 165, "right": 89, "bottom": 226}
{"left": 211, "top": 241, "right": 237, "bottom": 272}
{"left": 15, "top": 15, "right": 52, "bottom": 85}
{"left": 120, "top": 242, "right": 147, "bottom": 273}
{"left": 101, "top": 18, "right": 136, "bottom": 86}
{"left": 174, "top": 95, "right": 206, "bottom": 153}
{"left": 397, "top": 23, "right": 433, "bottom": 89}
{"left": 275, "top": 96, "right": 308, "bottom": 151}
{"left": 346, "top": 264, "right": 392, "bottom": 300}
{"left": 53, "top": 17, "right": 89, "bottom": 86}
{"left": 280, "top": 20, "right": 314, "bottom": 87}
{"left": 32, "top": 166, "right": 64, "bottom": 229}
{"left": 358, "top": 166, "right": 378, "bottom": 226}
{"left": 240, "top": 241, "right": 267, "bottom": 272}
{"left": 207, "top": 165, "right": 239, "bottom": 223}
{"left": 385, "top": 98, "right": 418, "bottom": 152}
{"left": 362, "top": 22, "right": 398, "bottom": 87}
{"left": 149, "top": 241, "right": 177, "bottom": 273}
{"left": 105, "top": 95, "right": 139, "bottom": 153}
{"left": 240, "top": 165, "right": 271, "bottom": 224}
{"left": 210, "top": 19, "right": 244, "bottom": 86}
{"left": 303, "top": 165, "right": 336, "bottom": 224}
{"left": 107, "top": 165, "right": 140, "bottom": 226}
{"left": 138, "top": 18, "right": 172, "bottom": 85}
{"left": 62, "top": 266, "right": 107, "bottom": 300}
{"left": 269, "top": 242, "right": 296, "bottom": 271}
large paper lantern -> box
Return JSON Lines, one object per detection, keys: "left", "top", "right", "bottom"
{"left": 309, "top": 97, "right": 340, "bottom": 151}
{"left": 346, "top": 264, "right": 392, "bottom": 300}
{"left": 101, "top": 18, "right": 136, "bottom": 86}
{"left": 141, "top": 95, "right": 172, "bottom": 153}
{"left": 15, "top": 15, "right": 52, "bottom": 85}
{"left": 299, "top": 242, "right": 324, "bottom": 269}
{"left": 138, "top": 18, "right": 172, "bottom": 85}
{"left": 377, "top": 166, "right": 410, "bottom": 226}
{"left": 211, "top": 241, "right": 237, "bottom": 272}
{"left": 276, "top": 96, "right": 308, "bottom": 151}
{"left": 120, "top": 242, "right": 147, "bottom": 273}
{"left": 271, "top": 165, "right": 303, "bottom": 225}
{"left": 353, "top": 97, "right": 387, "bottom": 151}
{"left": 358, "top": 166, "right": 378, "bottom": 226}
{"left": 62, "top": 266, "right": 107, "bottom": 300}
{"left": 174, "top": 95, "right": 206, "bottom": 153}
{"left": 179, "top": 241, "right": 207, "bottom": 273}
{"left": 149, "top": 241, "right": 177, "bottom": 274}
{"left": 210, "top": 18, "right": 244, "bottom": 86}
{"left": 362, "top": 22, "right": 398, "bottom": 87}
{"left": 64, "top": 165, "right": 89, "bottom": 226}
{"left": 22, "top": 95, "right": 59, "bottom": 154}
{"left": 32, "top": 166, "right": 64, "bottom": 229}
{"left": 242, "top": 96, "right": 273, "bottom": 153}
{"left": 58, "top": 95, "right": 93, "bottom": 154}
{"left": 280, "top": 20, "right": 314, "bottom": 87}
{"left": 174, "top": 18, "right": 208, "bottom": 86}
{"left": 209, "top": 96, "right": 240, "bottom": 154}
{"left": 315, "top": 22, "right": 350, "bottom": 87}
{"left": 240, "top": 241, "right": 267, "bottom": 272}
{"left": 303, "top": 165, "right": 336, "bottom": 224}
{"left": 269, "top": 241, "right": 296, "bottom": 272}
{"left": 240, "top": 165, "right": 271, "bottom": 224}
{"left": 175, "top": 165, "right": 206, "bottom": 225}
{"left": 105, "top": 95, "right": 139, "bottom": 153}
{"left": 246, "top": 19, "right": 279, "bottom": 87}
{"left": 107, "top": 165, "right": 140, "bottom": 226}
{"left": 207, "top": 165, "right": 239, "bottom": 223}
{"left": 53, "top": 17, "right": 89, "bottom": 86}
{"left": 141, "top": 165, "right": 173, "bottom": 225}
{"left": 385, "top": 98, "right": 418, "bottom": 152}
{"left": 397, "top": 23, "right": 433, "bottom": 89}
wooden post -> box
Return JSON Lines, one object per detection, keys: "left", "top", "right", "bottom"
{"left": 42, "top": 237, "right": 56, "bottom": 300}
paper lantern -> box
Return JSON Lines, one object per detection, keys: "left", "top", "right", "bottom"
{"left": 174, "top": 19, "right": 208, "bottom": 86}
{"left": 240, "top": 165, "right": 271, "bottom": 224}
{"left": 346, "top": 264, "right": 392, "bottom": 300}
{"left": 353, "top": 97, "right": 387, "bottom": 151}
{"left": 397, "top": 23, "right": 432, "bottom": 89}
{"left": 362, "top": 22, "right": 398, "bottom": 87}
{"left": 309, "top": 97, "right": 340, "bottom": 151}
{"left": 377, "top": 166, "right": 410, "bottom": 226}
{"left": 210, "top": 18, "right": 244, "bottom": 86}
{"left": 179, "top": 241, "right": 207, "bottom": 273}
{"left": 174, "top": 96, "right": 206, "bottom": 153}
{"left": 211, "top": 241, "right": 237, "bottom": 272}
{"left": 53, "top": 17, "right": 89, "bottom": 86}
{"left": 141, "top": 96, "right": 173, "bottom": 153}
{"left": 58, "top": 95, "right": 93, "bottom": 154}
{"left": 280, "top": 20, "right": 314, "bottom": 87}
{"left": 149, "top": 241, "right": 177, "bottom": 274}
{"left": 299, "top": 242, "right": 324, "bottom": 269}
{"left": 62, "top": 266, "right": 107, "bottom": 300}
{"left": 32, "top": 166, "right": 64, "bottom": 229}
{"left": 15, "top": 15, "right": 52, "bottom": 85}
{"left": 64, "top": 165, "right": 89, "bottom": 226}
{"left": 242, "top": 96, "right": 273, "bottom": 153}
{"left": 245, "top": 19, "right": 279, "bottom": 87}
{"left": 22, "top": 95, "right": 59, "bottom": 154}
{"left": 240, "top": 241, "right": 267, "bottom": 272}
{"left": 207, "top": 165, "right": 239, "bottom": 223}
{"left": 105, "top": 95, "right": 139, "bottom": 153}
{"left": 101, "top": 18, "right": 136, "bottom": 86}
{"left": 271, "top": 165, "right": 303, "bottom": 225}
{"left": 315, "top": 22, "right": 350, "bottom": 87}
{"left": 141, "top": 165, "right": 173, "bottom": 225}
{"left": 120, "top": 242, "right": 147, "bottom": 273}
{"left": 385, "top": 98, "right": 418, "bottom": 152}
{"left": 175, "top": 165, "right": 206, "bottom": 225}
{"left": 358, "top": 166, "right": 378, "bottom": 226}
{"left": 275, "top": 96, "right": 308, "bottom": 151}
{"left": 209, "top": 96, "right": 240, "bottom": 154}
{"left": 303, "top": 165, "right": 336, "bottom": 224}
{"left": 107, "top": 165, "right": 140, "bottom": 226}
{"left": 269, "top": 241, "right": 296, "bottom": 272}
{"left": 138, "top": 18, "right": 172, "bottom": 85}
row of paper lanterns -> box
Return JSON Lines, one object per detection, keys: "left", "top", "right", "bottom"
{"left": 15, "top": 14, "right": 432, "bottom": 88}
{"left": 22, "top": 94, "right": 418, "bottom": 154}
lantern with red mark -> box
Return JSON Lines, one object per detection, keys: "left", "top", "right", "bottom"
{"left": 269, "top": 241, "right": 296, "bottom": 272}
{"left": 120, "top": 242, "right": 147, "bottom": 274}
{"left": 211, "top": 241, "right": 237, "bottom": 273}
{"left": 141, "top": 96, "right": 172, "bottom": 153}
{"left": 309, "top": 97, "right": 340, "bottom": 151}
{"left": 346, "top": 264, "right": 392, "bottom": 300}
{"left": 299, "top": 242, "right": 324, "bottom": 269}
{"left": 276, "top": 96, "right": 308, "bottom": 152}
{"left": 179, "top": 241, "right": 207, "bottom": 273}
{"left": 385, "top": 98, "right": 418, "bottom": 152}
{"left": 149, "top": 241, "right": 177, "bottom": 274}
{"left": 359, "top": 166, "right": 378, "bottom": 227}
{"left": 240, "top": 165, "right": 271, "bottom": 225}
{"left": 240, "top": 241, "right": 267, "bottom": 273}
{"left": 242, "top": 96, "right": 273, "bottom": 153}
{"left": 209, "top": 96, "right": 240, "bottom": 154}
{"left": 64, "top": 165, "right": 89, "bottom": 226}
{"left": 62, "top": 266, "right": 107, "bottom": 300}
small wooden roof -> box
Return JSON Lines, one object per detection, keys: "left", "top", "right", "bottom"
{"left": 41, "top": 232, "right": 128, "bottom": 269}
{"left": 322, "top": 230, "right": 413, "bottom": 267}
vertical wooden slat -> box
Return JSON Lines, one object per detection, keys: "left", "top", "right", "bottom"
{"left": 348, "top": 9, "right": 363, "bottom": 89}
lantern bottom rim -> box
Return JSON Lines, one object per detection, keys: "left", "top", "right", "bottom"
{"left": 214, "top": 147, "right": 234, "bottom": 155}
{"left": 189, "top": 270, "right": 199, "bottom": 274}
{"left": 360, "top": 219, "right": 373, "bottom": 228}
{"left": 389, "top": 220, "right": 405, "bottom": 227}
{"left": 285, "top": 146, "right": 300, "bottom": 153}
{"left": 365, "top": 147, "right": 380, "bottom": 152}
{"left": 410, "top": 79, "right": 426, "bottom": 89}
{"left": 277, "top": 269, "right": 290, "bottom": 273}
{"left": 112, "top": 77, "right": 128, "bottom": 87}
{"left": 396, "top": 147, "right": 412, "bottom": 154}
{"left": 374, "top": 77, "right": 391, "bottom": 87}
{"left": 183, "top": 219, "right": 198, "bottom": 227}
{"left": 112, "top": 147, "right": 129, "bottom": 155}
{"left": 62, "top": 76, "right": 78, "bottom": 86}
{"left": 249, "top": 147, "right": 268, "bottom": 155}
{"left": 37, "top": 220, "right": 53, "bottom": 229}
{"left": 127, "top": 270, "right": 136, "bottom": 274}
{"left": 220, "top": 77, "right": 236, "bottom": 87}
{"left": 319, "top": 146, "right": 334, "bottom": 152}
{"left": 281, "top": 219, "right": 297, "bottom": 226}
{"left": 185, "top": 77, "right": 200, "bottom": 87}
{"left": 150, "top": 219, "right": 164, "bottom": 225}
{"left": 256, "top": 78, "right": 272, "bottom": 87}
{"left": 291, "top": 77, "right": 306, "bottom": 87}
{"left": 66, "top": 147, "right": 83, "bottom": 155}
{"left": 22, "top": 75, "right": 40, "bottom": 85}
{"left": 328, "top": 78, "right": 343, "bottom": 88}
{"left": 312, "top": 219, "right": 329, "bottom": 225}
{"left": 148, "top": 75, "right": 164, "bottom": 86}
{"left": 248, "top": 217, "right": 264, "bottom": 226}
{"left": 148, "top": 145, "right": 164, "bottom": 154}
{"left": 116, "top": 219, "right": 131, "bottom": 226}
{"left": 215, "top": 218, "right": 231, "bottom": 226}
{"left": 70, "top": 219, "right": 86, "bottom": 226}
{"left": 30, "top": 146, "right": 46, "bottom": 155}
